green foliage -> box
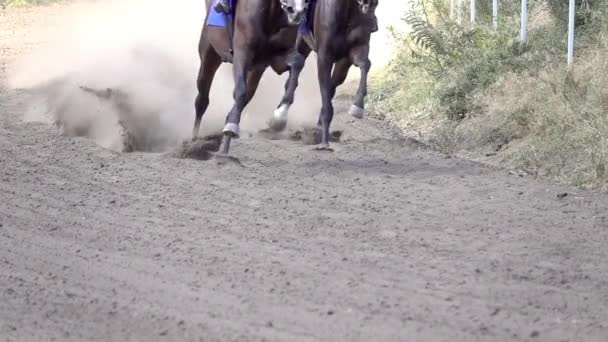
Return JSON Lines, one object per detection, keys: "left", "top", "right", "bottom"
{"left": 1, "top": 0, "right": 60, "bottom": 8}
{"left": 546, "top": 0, "right": 594, "bottom": 26}
{"left": 374, "top": 0, "right": 528, "bottom": 120}
{"left": 371, "top": 0, "right": 608, "bottom": 187}
{"left": 405, "top": 11, "right": 476, "bottom": 78}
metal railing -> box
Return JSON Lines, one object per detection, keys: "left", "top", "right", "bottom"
{"left": 449, "top": 0, "right": 577, "bottom": 65}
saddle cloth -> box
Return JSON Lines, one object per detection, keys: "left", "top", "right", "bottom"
{"left": 207, "top": 0, "right": 237, "bottom": 27}
{"left": 299, "top": 0, "right": 316, "bottom": 35}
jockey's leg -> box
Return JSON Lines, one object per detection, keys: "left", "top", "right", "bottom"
{"left": 214, "top": 0, "right": 230, "bottom": 14}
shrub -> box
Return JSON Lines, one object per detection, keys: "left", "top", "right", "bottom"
{"left": 371, "top": 0, "right": 608, "bottom": 187}
{"left": 1, "top": 0, "right": 60, "bottom": 8}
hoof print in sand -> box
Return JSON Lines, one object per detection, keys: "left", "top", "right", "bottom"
{"left": 313, "top": 146, "right": 334, "bottom": 152}
{"left": 175, "top": 135, "right": 223, "bottom": 161}
{"left": 214, "top": 154, "right": 243, "bottom": 167}
{"left": 259, "top": 127, "right": 342, "bottom": 145}
{"left": 198, "top": 134, "right": 223, "bottom": 152}
{"left": 290, "top": 128, "right": 342, "bottom": 145}
{"left": 257, "top": 128, "right": 285, "bottom": 140}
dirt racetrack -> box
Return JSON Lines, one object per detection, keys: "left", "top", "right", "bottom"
{"left": 2, "top": 4, "right": 608, "bottom": 342}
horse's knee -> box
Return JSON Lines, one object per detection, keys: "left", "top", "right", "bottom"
{"left": 196, "top": 68, "right": 216, "bottom": 96}
{"left": 288, "top": 52, "right": 306, "bottom": 71}
{"left": 350, "top": 46, "right": 371, "bottom": 70}
{"left": 359, "top": 59, "right": 371, "bottom": 72}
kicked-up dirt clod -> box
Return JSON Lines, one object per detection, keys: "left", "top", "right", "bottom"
{"left": 174, "top": 135, "right": 222, "bottom": 160}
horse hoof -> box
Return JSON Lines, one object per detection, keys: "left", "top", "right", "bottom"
{"left": 214, "top": 153, "right": 243, "bottom": 167}
{"left": 267, "top": 105, "right": 289, "bottom": 132}
{"left": 267, "top": 117, "right": 287, "bottom": 132}
{"left": 223, "top": 123, "right": 240, "bottom": 138}
{"left": 349, "top": 105, "right": 365, "bottom": 119}
{"left": 314, "top": 144, "right": 334, "bottom": 152}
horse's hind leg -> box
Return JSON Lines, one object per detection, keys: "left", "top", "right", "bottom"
{"left": 315, "top": 58, "right": 352, "bottom": 127}
{"left": 193, "top": 42, "right": 222, "bottom": 140}
{"left": 348, "top": 44, "right": 371, "bottom": 119}
{"left": 330, "top": 58, "right": 352, "bottom": 99}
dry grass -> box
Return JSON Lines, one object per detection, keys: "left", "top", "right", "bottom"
{"left": 372, "top": 3, "right": 608, "bottom": 189}
{"left": 427, "top": 48, "right": 608, "bottom": 189}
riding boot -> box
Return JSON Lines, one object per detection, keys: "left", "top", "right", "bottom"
{"left": 214, "top": 0, "right": 231, "bottom": 14}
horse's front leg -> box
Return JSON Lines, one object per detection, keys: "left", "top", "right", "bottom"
{"left": 316, "top": 52, "right": 335, "bottom": 150}
{"left": 268, "top": 36, "right": 311, "bottom": 132}
{"left": 348, "top": 44, "right": 372, "bottom": 119}
{"left": 222, "top": 49, "right": 253, "bottom": 154}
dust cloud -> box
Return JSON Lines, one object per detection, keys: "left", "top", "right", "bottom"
{"left": 369, "top": 1, "right": 409, "bottom": 67}
{"left": 7, "top": 0, "right": 406, "bottom": 152}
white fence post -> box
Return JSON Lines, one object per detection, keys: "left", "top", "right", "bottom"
{"left": 568, "top": 0, "right": 576, "bottom": 66}
{"left": 457, "top": 0, "right": 463, "bottom": 25}
{"left": 450, "top": 0, "right": 455, "bottom": 19}
{"left": 521, "top": 0, "right": 528, "bottom": 48}
{"left": 470, "top": 0, "right": 476, "bottom": 29}
{"left": 493, "top": 0, "right": 498, "bottom": 31}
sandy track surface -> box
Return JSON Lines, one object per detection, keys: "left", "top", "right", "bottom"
{"left": 2, "top": 5, "right": 608, "bottom": 342}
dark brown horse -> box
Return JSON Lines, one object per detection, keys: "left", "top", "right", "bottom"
{"left": 192, "top": 0, "right": 310, "bottom": 154}
{"left": 268, "top": 0, "right": 378, "bottom": 150}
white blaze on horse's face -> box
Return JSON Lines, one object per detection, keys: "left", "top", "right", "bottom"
{"left": 357, "top": 0, "right": 378, "bottom": 15}
{"left": 281, "top": 0, "right": 309, "bottom": 25}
